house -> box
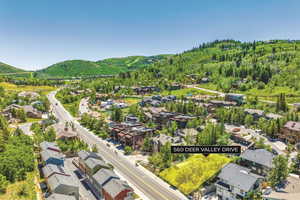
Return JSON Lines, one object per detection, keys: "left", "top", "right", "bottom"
{"left": 18, "top": 91, "right": 40, "bottom": 99}
{"left": 265, "top": 113, "right": 282, "bottom": 120}
{"left": 239, "top": 149, "right": 274, "bottom": 176}
{"left": 46, "top": 193, "right": 76, "bottom": 200}
{"left": 279, "top": 121, "right": 300, "bottom": 144}
{"left": 78, "top": 150, "right": 110, "bottom": 177}
{"left": 225, "top": 93, "right": 245, "bottom": 104}
{"left": 293, "top": 103, "right": 300, "bottom": 112}
{"left": 244, "top": 109, "right": 265, "bottom": 119}
{"left": 216, "top": 163, "right": 263, "bottom": 200}
{"left": 209, "top": 100, "right": 237, "bottom": 107}
{"left": 53, "top": 123, "right": 78, "bottom": 141}
{"left": 46, "top": 173, "right": 79, "bottom": 200}
{"left": 152, "top": 134, "right": 182, "bottom": 152}
{"left": 125, "top": 115, "right": 139, "bottom": 123}
{"left": 0, "top": 104, "right": 23, "bottom": 122}
{"left": 22, "top": 105, "right": 42, "bottom": 118}
{"left": 168, "top": 84, "right": 182, "bottom": 90}
{"left": 170, "top": 114, "right": 195, "bottom": 128}
{"left": 175, "top": 128, "right": 198, "bottom": 140}
{"left": 102, "top": 178, "right": 133, "bottom": 200}
{"left": 40, "top": 141, "right": 61, "bottom": 152}
{"left": 42, "top": 164, "right": 70, "bottom": 179}
{"left": 40, "top": 150, "right": 65, "bottom": 166}
{"left": 90, "top": 168, "right": 120, "bottom": 198}
{"left": 132, "top": 86, "right": 160, "bottom": 95}
{"left": 118, "top": 126, "right": 154, "bottom": 150}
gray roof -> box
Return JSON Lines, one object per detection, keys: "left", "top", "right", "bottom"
{"left": 78, "top": 150, "right": 102, "bottom": 161}
{"left": 103, "top": 179, "right": 132, "bottom": 198}
{"left": 244, "top": 109, "right": 265, "bottom": 116}
{"left": 85, "top": 157, "right": 109, "bottom": 170}
{"left": 265, "top": 113, "right": 283, "bottom": 120}
{"left": 40, "top": 141, "right": 61, "bottom": 152}
{"left": 46, "top": 193, "right": 76, "bottom": 200}
{"left": 284, "top": 121, "right": 300, "bottom": 132}
{"left": 153, "top": 134, "right": 181, "bottom": 145}
{"left": 92, "top": 168, "right": 119, "bottom": 186}
{"left": 40, "top": 150, "right": 64, "bottom": 162}
{"left": 241, "top": 149, "right": 274, "bottom": 168}
{"left": 42, "top": 164, "right": 69, "bottom": 178}
{"left": 218, "top": 163, "right": 262, "bottom": 191}
{"left": 47, "top": 173, "right": 78, "bottom": 191}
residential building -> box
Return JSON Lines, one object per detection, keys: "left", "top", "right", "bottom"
{"left": 40, "top": 150, "right": 65, "bottom": 166}
{"left": 279, "top": 121, "right": 300, "bottom": 144}
{"left": 18, "top": 91, "right": 40, "bottom": 99}
{"left": 216, "top": 163, "right": 263, "bottom": 200}
{"left": 239, "top": 149, "right": 274, "bottom": 176}
{"left": 225, "top": 93, "right": 245, "bottom": 104}
{"left": 78, "top": 150, "right": 110, "bottom": 177}
{"left": 265, "top": 113, "right": 283, "bottom": 120}
{"left": 102, "top": 178, "right": 133, "bottom": 200}
{"left": 170, "top": 114, "right": 195, "bottom": 128}
{"left": 52, "top": 123, "right": 78, "bottom": 141}
{"left": 152, "top": 134, "right": 182, "bottom": 152}
{"left": 23, "top": 105, "right": 43, "bottom": 118}
{"left": 40, "top": 141, "right": 61, "bottom": 153}
{"left": 46, "top": 173, "right": 79, "bottom": 200}
{"left": 244, "top": 109, "right": 265, "bottom": 119}
{"left": 209, "top": 100, "right": 237, "bottom": 107}
{"left": 293, "top": 103, "right": 300, "bottom": 112}
{"left": 42, "top": 164, "right": 70, "bottom": 178}
{"left": 46, "top": 193, "right": 76, "bottom": 200}
{"left": 90, "top": 168, "right": 120, "bottom": 198}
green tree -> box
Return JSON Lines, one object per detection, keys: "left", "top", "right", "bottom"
{"left": 124, "top": 146, "right": 133, "bottom": 155}
{"left": 0, "top": 174, "right": 8, "bottom": 194}
{"left": 268, "top": 155, "right": 289, "bottom": 188}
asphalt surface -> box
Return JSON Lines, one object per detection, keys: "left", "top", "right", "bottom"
{"left": 47, "top": 91, "right": 187, "bottom": 200}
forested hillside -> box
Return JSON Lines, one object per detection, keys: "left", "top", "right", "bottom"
{"left": 35, "top": 55, "right": 169, "bottom": 78}
{"left": 0, "top": 62, "right": 24, "bottom": 74}
{"left": 82, "top": 40, "right": 300, "bottom": 98}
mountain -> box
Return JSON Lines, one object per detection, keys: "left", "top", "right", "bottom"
{"left": 84, "top": 40, "right": 300, "bottom": 98}
{"left": 35, "top": 55, "right": 170, "bottom": 78}
{"left": 0, "top": 62, "right": 24, "bottom": 74}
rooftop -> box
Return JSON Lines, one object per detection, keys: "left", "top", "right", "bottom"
{"left": 284, "top": 121, "right": 300, "bottom": 132}
{"left": 240, "top": 149, "right": 274, "bottom": 168}
{"left": 47, "top": 173, "right": 78, "bottom": 190}
{"left": 92, "top": 168, "right": 119, "bottom": 186}
{"left": 218, "top": 163, "right": 262, "bottom": 191}
{"left": 42, "top": 164, "right": 70, "bottom": 178}
{"left": 46, "top": 194, "right": 76, "bottom": 200}
{"left": 103, "top": 178, "right": 132, "bottom": 198}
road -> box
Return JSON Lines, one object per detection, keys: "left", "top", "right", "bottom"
{"left": 47, "top": 91, "right": 187, "bottom": 200}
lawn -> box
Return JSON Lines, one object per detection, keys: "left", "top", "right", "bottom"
{"left": 63, "top": 100, "right": 80, "bottom": 117}
{"left": 0, "top": 172, "right": 37, "bottom": 200}
{"left": 160, "top": 154, "right": 231, "bottom": 195}
{"left": 0, "top": 82, "right": 56, "bottom": 94}
{"left": 122, "top": 97, "right": 141, "bottom": 105}
{"left": 161, "top": 88, "right": 215, "bottom": 97}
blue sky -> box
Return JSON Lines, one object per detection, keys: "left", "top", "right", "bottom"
{"left": 0, "top": 0, "right": 300, "bottom": 70}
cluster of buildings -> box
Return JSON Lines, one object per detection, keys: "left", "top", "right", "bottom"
{"left": 76, "top": 150, "right": 133, "bottom": 200}
{"left": 108, "top": 115, "right": 154, "bottom": 150}
{"left": 100, "top": 99, "right": 128, "bottom": 110}
{"left": 39, "top": 141, "right": 79, "bottom": 200}
{"left": 216, "top": 149, "right": 274, "bottom": 200}
{"left": 39, "top": 142, "right": 133, "bottom": 200}
{"left": 139, "top": 95, "right": 176, "bottom": 107}
{"left": 132, "top": 86, "right": 160, "bottom": 95}
{"left": 1, "top": 103, "right": 42, "bottom": 123}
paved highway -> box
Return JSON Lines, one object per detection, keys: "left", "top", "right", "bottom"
{"left": 47, "top": 91, "right": 187, "bottom": 200}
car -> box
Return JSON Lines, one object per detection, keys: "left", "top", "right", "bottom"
{"left": 106, "top": 143, "right": 111, "bottom": 147}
